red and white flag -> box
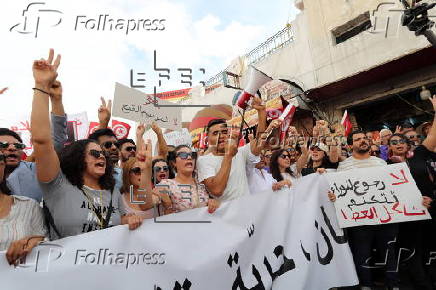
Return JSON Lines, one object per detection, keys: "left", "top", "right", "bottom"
{"left": 111, "top": 120, "right": 131, "bottom": 139}
{"left": 279, "top": 104, "right": 297, "bottom": 142}
{"left": 341, "top": 110, "right": 353, "bottom": 137}
{"left": 88, "top": 122, "right": 100, "bottom": 137}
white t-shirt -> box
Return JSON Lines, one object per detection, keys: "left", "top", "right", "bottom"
{"left": 337, "top": 156, "right": 387, "bottom": 172}
{"left": 197, "top": 144, "right": 260, "bottom": 202}
{"left": 247, "top": 168, "right": 276, "bottom": 194}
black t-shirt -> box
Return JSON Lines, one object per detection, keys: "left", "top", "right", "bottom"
{"left": 407, "top": 145, "right": 436, "bottom": 198}
{"left": 301, "top": 159, "right": 339, "bottom": 176}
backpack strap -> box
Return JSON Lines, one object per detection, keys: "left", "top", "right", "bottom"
{"left": 42, "top": 201, "right": 62, "bottom": 240}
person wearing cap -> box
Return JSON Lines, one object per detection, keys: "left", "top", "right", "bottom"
{"left": 300, "top": 142, "right": 339, "bottom": 176}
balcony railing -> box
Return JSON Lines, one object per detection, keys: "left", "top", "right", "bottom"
{"left": 203, "top": 25, "right": 295, "bottom": 87}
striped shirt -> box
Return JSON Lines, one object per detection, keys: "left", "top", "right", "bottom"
{"left": 336, "top": 156, "right": 387, "bottom": 172}
{"left": 0, "top": 195, "right": 47, "bottom": 251}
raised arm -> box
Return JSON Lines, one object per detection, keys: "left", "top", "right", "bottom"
{"left": 296, "top": 139, "right": 309, "bottom": 174}
{"left": 30, "top": 49, "right": 61, "bottom": 182}
{"left": 250, "top": 96, "right": 267, "bottom": 156}
{"left": 98, "top": 97, "right": 112, "bottom": 129}
{"left": 422, "top": 96, "right": 436, "bottom": 151}
{"left": 202, "top": 137, "right": 238, "bottom": 197}
{"left": 49, "top": 80, "right": 67, "bottom": 153}
{"left": 136, "top": 139, "right": 154, "bottom": 211}
{"left": 152, "top": 122, "right": 168, "bottom": 159}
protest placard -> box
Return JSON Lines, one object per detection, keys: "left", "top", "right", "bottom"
{"left": 325, "top": 163, "right": 431, "bottom": 228}
{"left": 163, "top": 128, "right": 192, "bottom": 147}
{"left": 112, "top": 82, "right": 182, "bottom": 131}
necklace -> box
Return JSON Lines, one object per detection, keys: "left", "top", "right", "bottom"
{"left": 81, "top": 188, "right": 104, "bottom": 229}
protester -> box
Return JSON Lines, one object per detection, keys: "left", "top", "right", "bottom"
{"left": 30, "top": 49, "right": 142, "bottom": 239}
{"left": 117, "top": 138, "right": 136, "bottom": 166}
{"left": 197, "top": 96, "right": 266, "bottom": 202}
{"left": 247, "top": 136, "right": 275, "bottom": 194}
{"left": 0, "top": 152, "right": 47, "bottom": 265}
{"left": 121, "top": 139, "right": 159, "bottom": 219}
{"left": 152, "top": 159, "right": 171, "bottom": 186}
{"left": 300, "top": 142, "right": 339, "bottom": 176}
{"left": 269, "top": 149, "right": 299, "bottom": 191}
{"left": 332, "top": 130, "right": 399, "bottom": 289}
{"left": 88, "top": 128, "right": 122, "bottom": 188}
{"left": 156, "top": 145, "right": 219, "bottom": 214}
{"left": 404, "top": 129, "right": 421, "bottom": 149}
{"left": 0, "top": 80, "right": 67, "bottom": 202}
{"left": 379, "top": 128, "right": 393, "bottom": 160}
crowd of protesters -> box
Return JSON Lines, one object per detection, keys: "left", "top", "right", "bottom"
{"left": 0, "top": 48, "right": 435, "bottom": 290}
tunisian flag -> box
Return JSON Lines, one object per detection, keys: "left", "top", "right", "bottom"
{"left": 87, "top": 120, "right": 131, "bottom": 139}
{"left": 341, "top": 110, "right": 353, "bottom": 137}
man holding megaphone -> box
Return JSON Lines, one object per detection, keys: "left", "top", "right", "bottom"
{"left": 236, "top": 65, "right": 272, "bottom": 110}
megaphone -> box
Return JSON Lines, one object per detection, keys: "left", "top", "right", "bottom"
{"left": 237, "top": 65, "right": 272, "bottom": 109}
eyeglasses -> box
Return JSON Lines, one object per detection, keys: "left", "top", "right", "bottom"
{"left": 389, "top": 139, "right": 407, "bottom": 145}
{"left": 286, "top": 148, "right": 296, "bottom": 152}
{"left": 153, "top": 166, "right": 169, "bottom": 172}
{"left": 280, "top": 154, "right": 290, "bottom": 159}
{"left": 0, "top": 142, "right": 26, "bottom": 150}
{"left": 102, "top": 141, "right": 117, "bottom": 149}
{"left": 89, "top": 149, "right": 105, "bottom": 159}
{"left": 264, "top": 154, "right": 272, "bottom": 158}
{"left": 129, "top": 167, "right": 141, "bottom": 175}
{"left": 406, "top": 135, "right": 420, "bottom": 139}
{"left": 125, "top": 146, "right": 136, "bottom": 152}
{"left": 175, "top": 152, "right": 196, "bottom": 160}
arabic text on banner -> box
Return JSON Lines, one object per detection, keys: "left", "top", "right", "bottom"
{"left": 325, "top": 163, "right": 431, "bottom": 228}
{"left": 0, "top": 174, "right": 358, "bottom": 290}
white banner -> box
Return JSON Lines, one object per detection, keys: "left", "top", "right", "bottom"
{"left": 164, "top": 128, "right": 192, "bottom": 147}
{"left": 0, "top": 175, "right": 358, "bottom": 289}
{"left": 112, "top": 82, "right": 182, "bottom": 131}
{"left": 67, "top": 112, "right": 89, "bottom": 141}
{"left": 325, "top": 163, "right": 431, "bottom": 228}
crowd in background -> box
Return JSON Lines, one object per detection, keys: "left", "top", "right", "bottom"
{"left": 0, "top": 49, "right": 435, "bottom": 290}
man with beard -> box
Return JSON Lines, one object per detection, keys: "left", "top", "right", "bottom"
{"left": 336, "top": 130, "right": 399, "bottom": 290}
{"left": 0, "top": 81, "right": 67, "bottom": 202}
{"left": 88, "top": 128, "right": 122, "bottom": 189}
{"left": 117, "top": 138, "right": 136, "bottom": 166}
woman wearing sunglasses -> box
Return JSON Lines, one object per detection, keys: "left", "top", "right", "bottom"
{"left": 152, "top": 159, "right": 172, "bottom": 185}
{"left": 300, "top": 142, "right": 339, "bottom": 176}
{"left": 155, "top": 145, "right": 219, "bottom": 214}
{"left": 121, "top": 140, "right": 160, "bottom": 219}
{"left": 30, "top": 49, "right": 142, "bottom": 240}
{"left": 269, "top": 149, "right": 300, "bottom": 191}
{"left": 0, "top": 153, "right": 47, "bottom": 265}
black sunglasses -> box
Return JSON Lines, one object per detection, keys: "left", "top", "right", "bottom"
{"left": 89, "top": 149, "right": 105, "bottom": 159}
{"left": 390, "top": 139, "right": 407, "bottom": 145}
{"left": 176, "top": 152, "right": 196, "bottom": 160}
{"left": 280, "top": 154, "right": 290, "bottom": 159}
{"left": 125, "top": 146, "right": 136, "bottom": 152}
{"left": 102, "top": 141, "right": 117, "bottom": 149}
{"left": 0, "top": 142, "right": 26, "bottom": 150}
{"left": 130, "top": 167, "right": 141, "bottom": 175}
{"left": 154, "top": 166, "right": 169, "bottom": 172}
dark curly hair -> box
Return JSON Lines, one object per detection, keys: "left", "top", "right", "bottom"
{"left": 60, "top": 139, "right": 115, "bottom": 190}
{"left": 270, "top": 149, "right": 295, "bottom": 182}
